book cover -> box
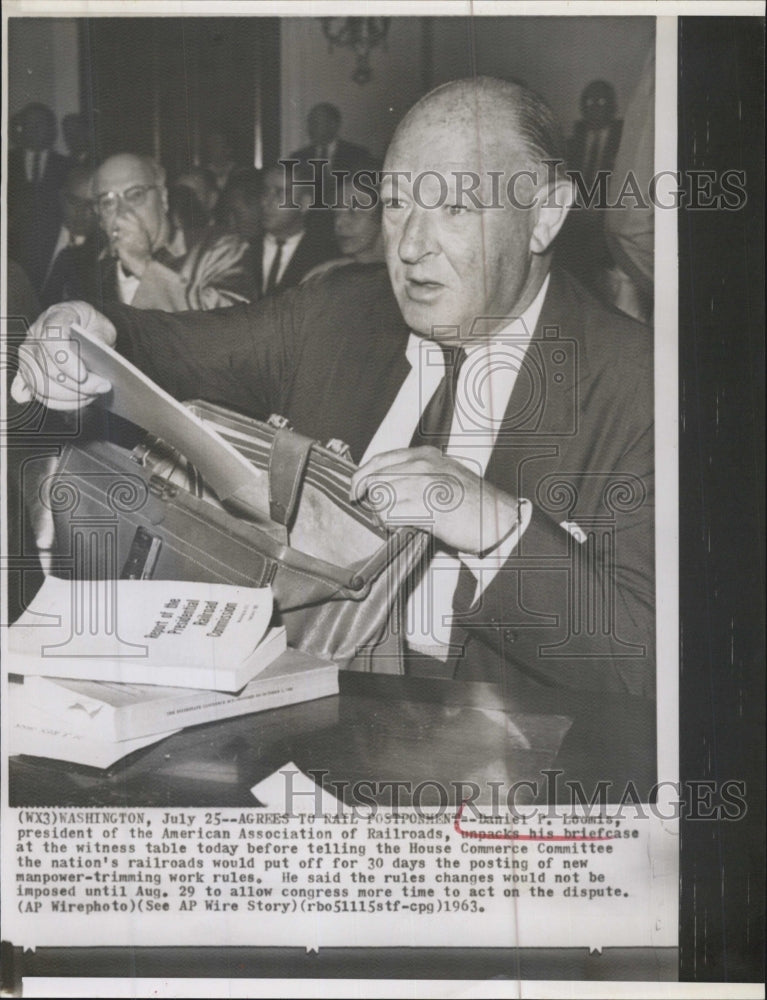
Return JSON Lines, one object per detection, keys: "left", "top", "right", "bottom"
{"left": 8, "top": 576, "right": 275, "bottom": 692}
{"left": 15, "top": 640, "right": 339, "bottom": 743}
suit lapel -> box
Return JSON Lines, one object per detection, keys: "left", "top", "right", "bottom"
{"left": 484, "top": 269, "right": 584, "bottom": 491}
{"left": 279, "top": 232, "right": 308, "bottom": 288}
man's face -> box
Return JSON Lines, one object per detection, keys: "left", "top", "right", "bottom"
{"left": 334, "top": 197, "right": 381, "bottom": 258}
{"left": 581, "top": 82, "right": 615, "bottom": 129}
{"left": 381, "top": 108, "right": 538, "bottom": 342}
{"left": 226, "top": 190, "right": 262, "bottom": 243}
{"left": 61, "top": 175, "right": 97, "bottom": 238}
{"left": 94, "top": 156, "right": 166, "bottom": 251}
{"left": 260, "top": 168, "right": 306, "bottom": 238}
{"left": 177, "top": 173, "right": 217, "bottom": 215}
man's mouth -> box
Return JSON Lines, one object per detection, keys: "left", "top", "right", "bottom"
{"left": 404, "top": 276, "right": 445, "bottom": 301}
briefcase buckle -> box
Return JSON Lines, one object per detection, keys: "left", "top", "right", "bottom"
{"left": 148, "top": 474, "right": 179, "bottom": 501}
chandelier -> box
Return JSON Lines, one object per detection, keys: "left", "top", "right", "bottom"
{"left": 320, "top": 17, "right": 390, "bottom": 85}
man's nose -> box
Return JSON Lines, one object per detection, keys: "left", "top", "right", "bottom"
{"left": 397, "top": 206, "right": 438, "bottom": 263}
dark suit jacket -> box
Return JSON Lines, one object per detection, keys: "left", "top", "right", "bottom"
{"left": 567, "top": 119, "right": 624, "bottom": 179}
{"left": 101, "top": 264, "right": 655, "bottom": 701}
{"left": 7, "top": 148, "right": 71, "bottom": 293}
{"left": 290, "top": 138, "right": 375, "bottom": 175}
{"left": 40, "top": 233, "right": 105, "bottom": 308}
{"left": 255, "top": 228, "right": 337, "bottom": 296}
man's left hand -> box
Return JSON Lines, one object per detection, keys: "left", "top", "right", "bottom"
{"left": 350, "top": 446, "right": 520, "bottom": 554}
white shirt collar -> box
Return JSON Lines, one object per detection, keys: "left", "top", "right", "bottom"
{"left": 264, "top": 230, "right": 304, "bottom": 251}
{"left": 404, "top": 273, "right": 551, "bottom": 371}
{"left": 25, "top": 148, "right": 49, "bottom": 180}
{"left": 315, "top": 139, "right": 338, "bottom": 160}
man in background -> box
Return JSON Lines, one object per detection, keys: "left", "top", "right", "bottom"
{"left": 301, "top": 167, "right": 385, "bottom": 283}
{"left": 567, "top": 80, "right": 623, "bottom": 185}
{"left": 90, "top": 152, "right": 256, "bottom": 310}
{"left": 254, "top": 162, "right": 336, "bottom": 296}
{"left": 290, "top": 103, "right": 375, "bottom": 245}
{"left": 217, "top": 167, "right": 263, "bottom": 246}
{"left": 62, "top": 112, "right": 94, "bottom": 168}
{"left": 201, "top": 125, "right": 240, "bottom": 192}
{"left": 7, "top": 103, "right": 71, "bottom": 293}
{"left": 40, "top": 165, "right": 103, "bottom": 308}
{"left": 558, "top": 79, "right": 625, "bottom": 293}
{"left": 174, "top": 167, "right": 220, "bottom": 227}
{"left": 291, "top": 102, "right": 373, "bottom": 177}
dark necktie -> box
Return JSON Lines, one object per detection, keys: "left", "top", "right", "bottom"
{"left": 31, "top": 151, "right": 42, "bottom": 185}
{"left": 409, "top": 345, "right": 467, "bottom": 449}
{"left": 583, "top": 126, "right": 607, "bottom": 183}
{"left": 264, "top": 239, "right": 285, "bottom": 295}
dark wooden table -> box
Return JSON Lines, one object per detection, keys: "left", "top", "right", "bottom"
{"left": 9, "top": 672, "right": 655, "bottom": 807}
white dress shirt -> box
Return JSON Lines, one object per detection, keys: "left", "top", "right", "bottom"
{"left": 24, "top": 148, "right": 49, "bottom": 182}
{"left": 361, "top": 276, "right": 550, "bottom": 658}
{"left": 314, "top": 139, "right": 338, "bottom": 163}
{"left": 116, "top": 261, "right": 141, "bottom": 304}
{"left": 262, "top": 231, "right": 305, "bottom": 293}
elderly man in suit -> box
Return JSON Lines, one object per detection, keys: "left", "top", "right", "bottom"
{"left": 13, "top": 78, "right": 655, "bottom": 789}
{"left": 88, "top": 153, "right": 256, "bottom": 310}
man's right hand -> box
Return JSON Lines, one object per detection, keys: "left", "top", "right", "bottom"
{"left": 11, "top": 301, "right": 117, "bottom": 411}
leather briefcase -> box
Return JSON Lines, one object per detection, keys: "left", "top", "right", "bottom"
{"left": 36, "top": 327, "right": 428, "bottom": 671}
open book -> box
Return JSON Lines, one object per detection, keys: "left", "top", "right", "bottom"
{"left": 8, "top": 576, "right": 278, "bottom": 692}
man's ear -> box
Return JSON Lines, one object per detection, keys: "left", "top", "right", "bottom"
{"left": 530, "top": 178, "right": 574, "bottom": 254}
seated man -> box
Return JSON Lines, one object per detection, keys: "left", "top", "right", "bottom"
{"left": 13, "top": 78, "right": 655, "bottom": 786}
{"left": 302, "top": 166, "right": 385, "bottom": 283}
{"left": 40, "top": 165, "right": 104, "bottom": 308}
{"left": 89, "top": 153, "right": 257, "bottom": 310}
{"left": 174, "top": 166, "right": 220, "bottom": 227}
{"left": 217, "top": 167, "right": 263, "bottom": 244}
{"left": 256, "top": 161, "right": 337, "bottom": 296}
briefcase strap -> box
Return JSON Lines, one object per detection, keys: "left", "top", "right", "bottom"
{"left": 268, "top": 429, "right": 313, "bottom": 528}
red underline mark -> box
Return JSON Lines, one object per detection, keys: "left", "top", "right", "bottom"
{"left": 453, "top": 801, "right": 611, "bottom": 841}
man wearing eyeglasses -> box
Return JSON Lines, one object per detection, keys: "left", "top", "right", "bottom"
{"left": 90, "top": 153, "right": 257, "bottom": 311}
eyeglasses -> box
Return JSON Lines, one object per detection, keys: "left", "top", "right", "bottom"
{"left": 94, "top": 184, "right": 158, "bottom": 215}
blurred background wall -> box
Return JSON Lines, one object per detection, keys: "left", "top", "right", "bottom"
{"left": 6, "top": 14, "right": 654, "bottom": 174}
